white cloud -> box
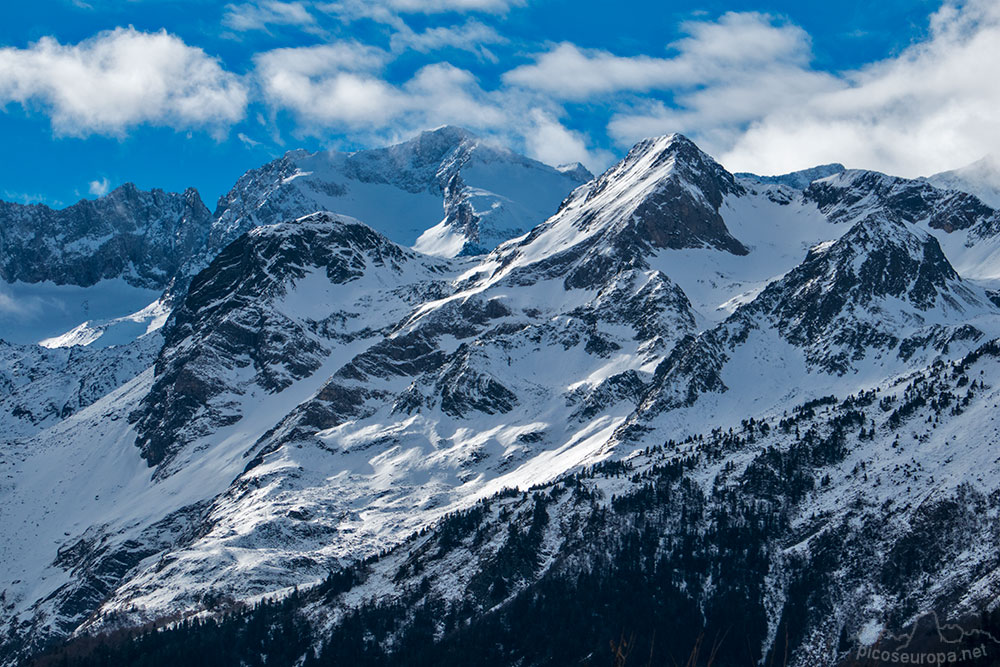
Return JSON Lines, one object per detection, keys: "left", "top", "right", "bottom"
{"left": 504, "top": 13, "right": 816, "bottom": 100}
{"left": 505, "top": 43, "right": 686, "bottom": 100}
{"left": 237, "top": 132, "right": 262, "bottom": 148}
{"left": 390, "top": 20, "right": 506, "bottom": 56}
{"left": 254, "top": 43, "right": 399, "bottom": 126}
{"left": 254, "top": 42, "right": 507, "bottom": 129}
{"left": 320, "top": 0, "right": 520, "bottom": 22}
{"left": 588, "top": 2, "right": 1000, "bottom": 178}
{"left": 523, "top": 110, "right": 611, "bottom": 174}
{"left": 718, "top": 0, "right": 1000, "bottom": 177}
{"left": 88, "top": 177, "right": 110, "bottom": 196}
{"left": 0, "top": 28, "right": 248, "bottom": 137}
{"left": 222, "top": 1, "right": 317, "bottom": 33}
{"left": 506, "top": 13, "right": 840, "bottom": 169}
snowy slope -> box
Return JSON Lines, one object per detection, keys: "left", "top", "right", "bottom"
{"left": 7, "top": 131, "right": 1000, "bottom": 667}
{"left": 286, "top": 338, "right": 1000, "bottom": 667}
{"left": 926, "top": 155, "right": 1000, "bottom": 209}
{"left": 0, "top": 279, "right": 163, "bottom": 345}
{"left": 0, "top": 334, "right": 160, "bottom": 444}
{"left": 210, "top": 126, "right": 590, "bottom": 262}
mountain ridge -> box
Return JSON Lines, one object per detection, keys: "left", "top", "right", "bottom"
{"left": 7, "top": 129, "right": 1000, "bottom": 667}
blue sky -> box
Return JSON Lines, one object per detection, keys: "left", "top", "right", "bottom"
{"left": 0, "top": 0, "right": 994, "bottom": 209}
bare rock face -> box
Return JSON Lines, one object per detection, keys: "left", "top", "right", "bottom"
{"left": 131, "top": 212, "right": 452, "bottom": 469}
{"left": 805, "top": 169, "right": 998, "bottom": 234}
{"left": 0, "top": 184, "right": 212, "bottom": 289}
{"left": 629, "top": 135, "right": 748, "bottom": 254}
{"left": 570, "top": 133, "right": 748, "bottom": 255}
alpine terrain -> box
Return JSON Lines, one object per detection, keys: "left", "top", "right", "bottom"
{"left": 5, "top": 128, "right": 1000, "bottom": 666}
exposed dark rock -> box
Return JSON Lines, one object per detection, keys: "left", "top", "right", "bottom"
{"left": 0, "top": 184, "right": 212, "bottom": 289}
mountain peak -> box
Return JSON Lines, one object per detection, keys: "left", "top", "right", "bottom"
{"left": 556, "top": 161, "right": 594, "bottom": 182}
{"left": 633, "top": 132, "right": 695, "bottom": 150}
{"left": 0, "top": 183, "right": 213, "bottom": 289}
{"left": 417, "top": 124, "right": 478, "bottom": 143}
{"left": 622, "top": 133, "right": 706, "bottom": 169}
{"left": 488, "top": 133, "right": 749, "bottom": 290}
{"left": 572, "top": 132, "right": 747, "bottom": 254}
{"left": 391, "top": 125, "right": 480, "bottom": 164}
{"left": 104, "top": 181, "right": 139, "bottom": 199}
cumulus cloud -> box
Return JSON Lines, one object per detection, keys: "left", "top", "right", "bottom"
{"left": 718, "top": 0, "right": 1000, "bottom": 177}
{"left": 252, "top": 40, "right": 611, "bottom": 171}
{"left": 505, "top": 12, "right": 843, "bottom": 169}
{"left": 88, "top": 177, "right": 110, "bottom": 196}
{"left": 583, "top": 2, "right": 1000, "bottom": 178}
{"left": 505, "top": 13, "right": 817, "bottom": 100}
{"left": 254, "top": 42, "right": 504, "bottom": 129}
{"left": 222, "top": 1, "right": 317, "bottom": 33}
{"left": 0, "top": 28, "right": 247, "bottom": 137}
{"left": 253, "top": 43, "right": 398, "bottom": 125}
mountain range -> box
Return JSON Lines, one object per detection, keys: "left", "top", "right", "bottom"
{"left": 4, "top": 127, "right": 1000, "bottom": 666}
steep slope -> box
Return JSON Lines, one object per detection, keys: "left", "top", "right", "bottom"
{"left": 39, "top": 339, "right": 1000, "bottom": 667}
{"left": 0, "top": 184, "right": 212, "bottom": 290}
{"left": 210, "top": 126, "right": 590, "bottom": 261}
{"left": 10, "top": 132, "right": 1000, "bottom": 667}
{"left": 631, "top": 214, "right": 996, "bottom": 437}
{"left": 133, "top": 212, "right": 457, "bottom": 471}
{"left": 926, "top": 155, "right": 1000, "bottom": 208}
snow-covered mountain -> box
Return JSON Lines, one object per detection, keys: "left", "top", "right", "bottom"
{"left": 0, "top": 130, "right": 594, "bottom": 460}
{"left": 0, "top": 185, "right": 207, "bottom": 448}
{"left": 0, "top": 183, "right": 208, "bottom": 351}
{"left": 737, "top": 162, "right": 846, "bottom": 189}
{"left": 210, "top": 126, "right": 591, "bottom": 262}
{"left": 6, "top": 131, "right": 1000, "bottom": 667}
{"left": 926, "top": 155, "right": 1000, "bottom": 209}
